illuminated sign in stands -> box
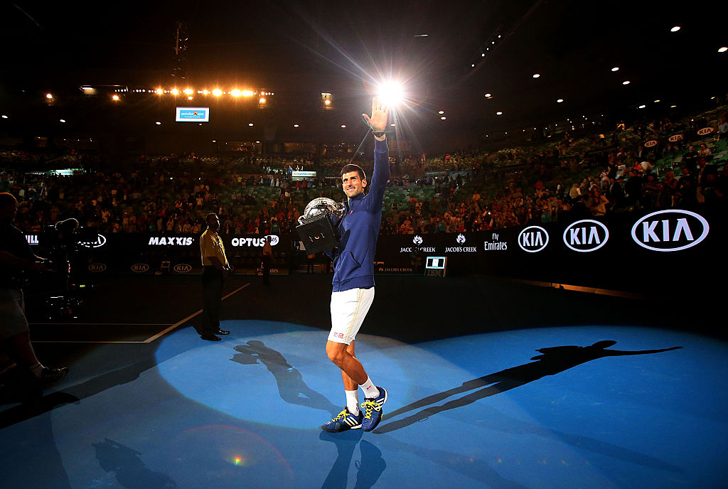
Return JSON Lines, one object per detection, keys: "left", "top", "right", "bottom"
{"left": 631, "top": 210, "right": 709, "bottom": 252}
{"left": 175, "top": 107, "right": 210, "bottom": 122}
{"left": 148, "top": 236, "right": 194, "bottom": 246}
{"left": 563, "top": 220, "right": 610, "bottom": 252}
{"left": 230, "top": 235, "right": 279, "bottom": 247}
{"left": 518, "top": 226, "right": 549, "bottom": 253}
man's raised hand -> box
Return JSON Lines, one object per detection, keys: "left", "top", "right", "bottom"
{"left": 362, "top": 97, "right": 389, "bottom": 133}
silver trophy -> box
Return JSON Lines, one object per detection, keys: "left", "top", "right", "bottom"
{"left": 296, "top": 198, "right": 347, "bottom": 253}
{"left": 298, "top": 197, "right": 347, "bottom": 225}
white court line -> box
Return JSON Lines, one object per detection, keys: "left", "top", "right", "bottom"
{"left": 32, "top": 283, "right": 250, "bottom": 344}
{"left": 142, "top": 283, "right": 250, "bottom": 343}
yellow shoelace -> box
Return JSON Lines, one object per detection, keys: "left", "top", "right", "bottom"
{"left": 332, "top": 409, "right": 349, "bottom": 421}
{"left": 361, "top": 400, "right": 381, "bottom": 420}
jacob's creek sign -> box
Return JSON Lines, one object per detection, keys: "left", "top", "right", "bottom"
{"left": 445, "top": 234, "right": 478, "bottom": 253}
{"left": 400, "top": 235, "right": 436, "bottom": 254}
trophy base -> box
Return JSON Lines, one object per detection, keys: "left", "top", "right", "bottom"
{"left": 296, "top": 214, "right": 338, "bottom": 254}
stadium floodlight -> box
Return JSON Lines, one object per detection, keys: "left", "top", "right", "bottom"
{"left": 183, "top": 88, "right": 194, "bottom": 96}
{"left": 376, "top": 81, "right": 405, "bottom": 107}
{"left": 242, "top": 90, "right": 255, "bottom": 97}
{"left": 231, "top": 89, "right": 242, "bottom": 97}
{"left": 212, "top": 89, "right": 223, "bottom": 97}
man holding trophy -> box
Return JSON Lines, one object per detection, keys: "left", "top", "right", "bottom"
{"left": 319, "top": 98, "right": 391, "bottom": 433}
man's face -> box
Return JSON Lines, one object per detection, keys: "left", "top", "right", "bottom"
{"left": 0, "top": 202, "right": 17, "bottom": 223}
{"left": 342, "top": 171, "right": 367, "bottom": 199}
{"left": 207, "top": 215, "right": 220, "bottom": 231}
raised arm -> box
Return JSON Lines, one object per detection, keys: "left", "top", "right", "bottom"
{"left": 362, "top": 98, "right": 390, "bottom": 211}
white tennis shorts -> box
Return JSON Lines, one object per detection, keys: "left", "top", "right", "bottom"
{"left": 328, "top": 287, "right": 375, "bottom": 345}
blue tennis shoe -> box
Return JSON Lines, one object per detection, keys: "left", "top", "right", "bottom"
{"left": 361, "top": 386, "right": 387, "bottom": 432}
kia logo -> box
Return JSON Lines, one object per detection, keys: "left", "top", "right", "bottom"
{"left": 518, "top": 226, "right": 549, "bottom": 253}
{"left": 173, "top": 263, "right": 193, "bottom": 273}
{"left": 563, "top": 220, "right": 610, "bottom": 252}
{"left": 697, "top": 127, "right": 714, "bottom": 136}
{"left": 644, "top": 140, "right": 658, "bottom": 148}
{"left": 79, "top": 234, "right": 107, "bottom": 249}
{"left": 131, "top": 263, "right": 150, "bottom": 273}
{"left": 88, "top": 263, "right": 107, "bottom": 272}
{"left": 668, "top": 134, "right": 683, "bottom": 142}
{"left": 631, "top": 209, "right": 710, "bottom": 252}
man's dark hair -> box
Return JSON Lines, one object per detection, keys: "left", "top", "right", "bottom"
{"left": 0, "top": 192, "right": 18, "bottom": 208}
{"left": 340, "top": 164, "right": 367, "bottom": 181}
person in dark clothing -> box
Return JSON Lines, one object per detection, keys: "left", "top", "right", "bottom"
{"left": 0, "top": 192, "right": 68, "bottom": 388}
{"left": 197, "top": 213, "right": 232, "bottom": 341}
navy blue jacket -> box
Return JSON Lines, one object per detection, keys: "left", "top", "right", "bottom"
{"left": 331, "top": 138, "right": 390, "bottom": 292}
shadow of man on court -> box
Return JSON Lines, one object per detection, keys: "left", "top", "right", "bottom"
{"left": 93, "top": 438, "right": 178, "bottom": 489}
{"left": 376, "top": 340, "right": 682, "bottom": 434}
{"left": 319, "top": 430, "right": 387, "bottom": 489}
{"left": 231, "top": 340, "right": 338, "bottom": 414}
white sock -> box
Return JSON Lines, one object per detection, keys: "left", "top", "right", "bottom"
{"left": 345, "top": 390, "right": 359, "bottom": 415}
{"left": 30, "top": 362, "right": 44, "bottom": 379}
{"left": 360, "top": 377, "right": 379, "bottom": 399}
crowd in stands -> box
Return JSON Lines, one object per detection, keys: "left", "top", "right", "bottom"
{"left": 2, "top": 105, "right": 727, "bottom": 239}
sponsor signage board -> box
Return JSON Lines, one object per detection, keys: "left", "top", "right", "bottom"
{"left": 563, "top": 220, "right": 610, "bottom": 252}
{"left": 175, "top": 107, "right": 210, "bottom": 122}
{"left": 173, "top": 263, "right": 193, "bottom": 273}
{"left": 630, "top": 209, "right": 709, "bottom": 252}
{"left": 518, "top": 226, "right": 549, "bottom": 253}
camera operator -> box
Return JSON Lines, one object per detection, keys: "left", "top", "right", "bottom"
{"left": 0, "top": 193, "right": 68, "bottom": 387}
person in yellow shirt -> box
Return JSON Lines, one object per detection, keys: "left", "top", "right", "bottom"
{"left": 261, "top": 235, "right": 273, "bottom": 285}
{"left": 197, "top": 213, "right": 232, "bottom": 341}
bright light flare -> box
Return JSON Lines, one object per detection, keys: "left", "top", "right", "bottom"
{"left": 376, "top": 81, "right": 405, "bottom": 107}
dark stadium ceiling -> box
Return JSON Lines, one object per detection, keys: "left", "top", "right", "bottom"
{"left": 1, "top": 0, "right": 726, "bottom": 142}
